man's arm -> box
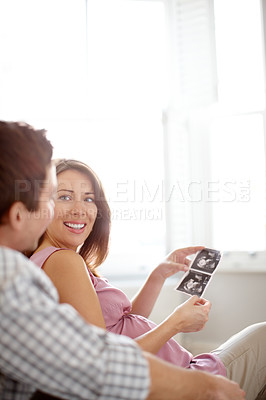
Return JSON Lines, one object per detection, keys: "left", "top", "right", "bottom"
{"left": 145, "top": 351, "right": 245, "bottom": 400}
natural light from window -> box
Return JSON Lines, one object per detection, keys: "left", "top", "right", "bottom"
{"left": 211, "top": 0, "right": 266, "bottom": 251}
{"left": 0, "top": 0, "right": 167, "bottom": 277}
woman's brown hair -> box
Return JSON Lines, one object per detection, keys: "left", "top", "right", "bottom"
{"left": 55, "top": 159, "right": 111, "bottom": 275}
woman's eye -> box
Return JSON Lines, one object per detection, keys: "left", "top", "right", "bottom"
{"left": 58, "top": 195, "right": 71, "bottom": 201}
{"left": 85, "top": 197, "right": 95, "bottom": 203}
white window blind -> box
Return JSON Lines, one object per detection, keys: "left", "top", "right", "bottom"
{"left": 164, "top": 0, "right": 217, "bottom": 251}
{"left": 209, "top": 110, "right": 266, "bottom": 270}
{"left": 209, "top": 0, "right": 266, "bottom": 254}
{"left": 210, "top": 113, "right": 265, "bottom": 251}
{"left": 164, "top": 0, "right": 266, "bottom": 267}
{"left": 214, "top": 0, "right": 265, "bottom": 112}
{"left": 166, "top": 0, "right": 217, "bottom": 109}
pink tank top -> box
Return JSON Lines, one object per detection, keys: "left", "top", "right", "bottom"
{"left": 31, "top": 246, "right": 226, "bottom": 376}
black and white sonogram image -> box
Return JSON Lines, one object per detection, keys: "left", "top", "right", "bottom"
{"left": 176, "top": 270, "right": 211, "bottom": 297}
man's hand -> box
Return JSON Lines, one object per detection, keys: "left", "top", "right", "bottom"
{"left": 145, "top": 352, "right": 245, "bottom": 400}
{"left": 206, "top": 374, "right": 245, "bottom": 400}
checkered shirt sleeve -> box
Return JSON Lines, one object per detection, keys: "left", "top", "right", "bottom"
{"left": 0, "top": 247, "right": 150, "bottom": 400}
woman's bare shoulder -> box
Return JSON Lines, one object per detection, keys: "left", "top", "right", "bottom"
{"left": 43, "top": 248, "right": 86, "bottom": 272}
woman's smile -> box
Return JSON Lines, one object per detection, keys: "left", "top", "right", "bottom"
{"left": 63, "top": 221, "right": 87, "bottom": 234}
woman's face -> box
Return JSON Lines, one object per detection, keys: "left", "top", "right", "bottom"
{"left": 46, "top": 169, "right": 98, "bottom": 251}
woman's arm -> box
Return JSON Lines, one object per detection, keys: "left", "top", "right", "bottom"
{"left": 41, "top": 247, "right": 209, "bottom": 356}
{"left": 131, "top": 246, "right": 204, "bottom": 317}
{"left": 42, "top": 249, "right": 106, "bottom": 329}
{"left": 135, "top": 295, "right": 211, "bottom": 354}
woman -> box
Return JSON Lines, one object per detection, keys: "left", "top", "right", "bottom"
{"left": 31, "top": 159, "right": 266, "bottom": 400}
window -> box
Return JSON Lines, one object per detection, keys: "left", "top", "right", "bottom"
{"left": 210, "top": 0, "right": 266, "bottom": 253}
{"left": 0, "top": 0, "right": 167, "bottom": 279}
{"left": 210, "top": 114, "right": 265, "bottom": 251}
{"left": 0, "top": 0, "right": 87, "bottom": 121}
{"left": 1, "top": 0, "right": 266, "bottom": 276}
{"left": 164, "top": 0, "right": 266, "bottom": 271}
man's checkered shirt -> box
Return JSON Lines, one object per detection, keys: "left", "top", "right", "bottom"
{"left": 0, "top": 247, "right": 149, "bottom": 400}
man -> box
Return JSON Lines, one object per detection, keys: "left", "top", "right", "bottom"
{"left": 0, "top": 121, "right": 245, "bottom": 400}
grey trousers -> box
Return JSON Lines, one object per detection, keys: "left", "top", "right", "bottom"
{"left": 212, "top": 322, "right": 266, "bottom": 400}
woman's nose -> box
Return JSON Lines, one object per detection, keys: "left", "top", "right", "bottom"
{"left": 70, "top": 200, "right": 86, "bottom": 215}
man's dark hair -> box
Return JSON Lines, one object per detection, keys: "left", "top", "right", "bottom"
{"left": 0, "top": 121, "right": 53, "bottom": 221}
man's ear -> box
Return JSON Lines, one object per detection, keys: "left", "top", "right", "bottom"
{"left": 8, "top": 202, "right": 28, "bottom": 231}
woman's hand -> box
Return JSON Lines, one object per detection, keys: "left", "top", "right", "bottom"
{"left": 167, "top": 295, "right": 211, "bottom": 333}
{"left": 131, "top": 246, "right": 205, "bottom": 318}
{"left": 135, "top": 295, "right": 211, "bottom": 354}
{"left": 153, "top": 246, "right": 205, "bottom": 282}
